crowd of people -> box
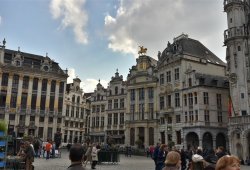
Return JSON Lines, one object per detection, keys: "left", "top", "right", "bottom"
{"left": 148, "top": 143, "right": 242, "bottom": 170}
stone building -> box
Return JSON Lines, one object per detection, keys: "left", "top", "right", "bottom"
{"left": 224, "top": 0, "right": 250, "bottom": 159}
{"left": 157, "top": 34, "right": 229, "bottom": 150}
{"left": 125, "top": 54, "right": 159, "bottom": 147}
{"left": 89, "top": 80, "right": 107, "bottom": 143}
{"left": 106, "top": 70, "right": 126, "bottom": 144}
{"left": 0, "top": 40, "right": 67, "bottom": 140}
{"left": 63, "top": 78, "right": 88, "bottom": 143}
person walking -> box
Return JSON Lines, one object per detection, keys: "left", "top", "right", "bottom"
{"left": 45, "top": 140, "right": 52, "bottom": 160}
{"left": 84, "top": 143, "right": 92, "bottom": 167}
{"left": 91, "top": 143, "right": 100, "bottom": 169}
{"left": 67, "top": 143, "right": 85, "bottom": 170}
{"left": 24, "top": 141, "right": 35, "bottom": 170}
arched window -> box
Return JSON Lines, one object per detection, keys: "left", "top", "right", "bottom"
{"left": 121, "top": 88, "right": 124, "bottom": 94}
{"left": 72, "top": 95, "right": 75, "bottom": 103}
{"left": 77, "top": 96, "right": 80, "bottom": 104}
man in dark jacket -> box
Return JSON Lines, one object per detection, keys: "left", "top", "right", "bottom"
{"left": 67, "top": 143, "right": 85, "bottom": 170}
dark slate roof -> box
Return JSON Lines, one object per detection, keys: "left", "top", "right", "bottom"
{"left": 160, "top": 36, "right": 225, "bottom": 65}
{"left": 4, "top": 49, "right": 66, "bottom": 74}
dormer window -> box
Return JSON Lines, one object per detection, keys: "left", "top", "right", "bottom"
{"left": 43, "top": 65, "right": 49, "bottom": 71}
{"left": 199, "top": 78, "right": 205, "bottom": 85}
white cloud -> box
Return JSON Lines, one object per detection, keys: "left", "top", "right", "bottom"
{"left": 81, "top": 79, "right": 109, "bottom": 93}
{"left": 104, "top": 0, "right": 227, "bottom": 60}
{"left": 50, "top": 0, "right": 88, "bottom": 44}
{"left": 67, "top": 68, "right": 76, "bottom": 83}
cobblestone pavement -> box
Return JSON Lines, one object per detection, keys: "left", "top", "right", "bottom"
{"left": 33, "top": 149, "right": 154, "bottom": 170}
{"left": 33, "top": 149, "right": 250, "bottom": 170}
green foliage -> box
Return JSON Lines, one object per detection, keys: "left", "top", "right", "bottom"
{"left": 0, "top": 120, "right": 7, "bottom": 133}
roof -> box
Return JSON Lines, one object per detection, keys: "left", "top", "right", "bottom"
{"left": 160, "top": 35, "right": 225, "bottom": 66}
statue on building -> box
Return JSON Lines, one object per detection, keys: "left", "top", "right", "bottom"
{"left": 138, "top": 46, "right": 147, "bottom": 55}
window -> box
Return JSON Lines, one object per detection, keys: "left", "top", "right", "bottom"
{"left": 120, "top": 98, "right": 124, "bottom": 108}
{"left": 115, "top": 86, "right": 118, "bottom": 95}
{"left": 59, "top": 82, "right": 64, "bottom": 93}
{"left": 185, "top": 112, "right": 188, "bottom": 122}
{"left": 31, "top": 94, "right": 37, "bottom": 110}
{"left": 184, "top": 94, "right": 187, "bottom": 106}
{"left": 238, "top": 45, "right": 241, "bottom": 51}
{"left": 49, "top": 117, "right": 53, "bottom": 123}
{"left": 176, "top": 131, "right": 181, "bottom": 144}
{"left": 57, "top": 118, "right": 62, "bottom": 123}
{"left": 167, "top": 95, "right": 171, "bottom": 107}
{"left": 166, "top": 71, "right": 171, "bottom": 82}
{"left": 175, "top": 93, "right": 180, "bottom": 107}
{"left": 101, "top": 117, "right": 104, "bottom": 127}
{"left": 10, "top": 92, "right": 17, "bottom": 108}
{"left": 1, "top": 73, "right": 9, "bottom": 86}
{"left": 21, "top": 93, "right": 27, "bottom": 109}
{"left": 160, "top": 96, "right": 165, "bottom": 110}
{"left": 101, "top": 105, "right": 105, "bottom": 112}
{"left": 204, "top": 110, "right": 210, "bottom": 122}
{"left": 188, "top": 93, "right": 193, "bottom": 106}
{"left": 114, "top": 99, "right": 118, "bottom": 109}
{"left": 139, "top": 88, "right": 144, "bottom": 100}
{"left": 217, "top": 94, "right": 222, "bottom": 107}
{"left": 77, "top": 96, "right": 80, "bottom": 104}
{"left": 167, "top": 117, "right": 172, "bottom": 124}
{"left": 174, "top": 68, "right": 179, "bottom": 80}
{"left": 195, "top": 110, "right": 198, "bottom": 121}
{"left": 72, "top": 95, "right": 75, "bottom": 103}
{"left": 92, "top": 106, "right": 96, "bottom": 113}
{"left": 41, "top": 79, "right": 48, "bottom": 92}
{"left": 160, "top": 74, "right": 164, "bottom": 85}
{"left": 108, "top": 100, "right": 112, "bottom": 110}
{"left": 160, "top": 117, "right": 165, "bottom": 124}
{"left": 71, "top": 107, "right": 75, "bottom": 117}
{"left": 12, "top": 75, "right": 19, "bottom": 88}
{"left": 96, "top": 117, "right": 99, "bottom": 127}
{"left": 92, "top": 117, "right": 95, "bottom": 127}
{"left": 9, "top": 114, "right": 15, "bottom": 121}
{"left": 49, "top": 96, "right": 55, "bottom": 111}
{"left": 176, "top": 115, "right": 181, "bottom": 123}
{"left": 188, "top": 78, "right": 192, "bottom": 87}
{"left": 241, "top": 93, "right": 244, "bottom": 99}
{"left": 217, "top": 111, "right": 222, "bottom": 123}
{"left": 130, "top": 104, "right": 135, "bottom": 120}
{"left": 108, "top": 114, "right": 112, "bottom": 125}
{"left": 51, "top": 80, "right": 56, "bottom": 92}
{"left": 194, "top": 92, "right": 198, "bottom": 104}
{"left": 114, "top": 113, "right": 118, "bottom": 125}
{"left": 130, "top": 89, "right": 135, "bottom": 101}
{"left": 30, "top": 116, "right": 35, "bottom": 122}
{"left": 148, "top": 87, "right": 154, "bottom": 99}
{"left": 22, "top": 76, "right": 29, "bottom": 89}
{"left": 40, "top": 95, "right": 46, "bottom": 111}
{"left": 121, "top": 88, "right": 124, "bottom": 94}
{"left": 66, "top": 105, "right": 70, "bottom": 117}
{"left": 189, "top": 111, "right": 194, "bottom": 122}
{"left": 139, "top": 104, "right": 144, "bottom": 120}
{"left": 96, "top": 105, "right": 100, "bottom": 113}
{"left": 120, "top": 113, "right": 124, "bottom": 124}
{"left": 149, "top": 103, "right": 154, "bottom": 119}
{"left": 32, "top": 78, "right": 38, "bottom": 90}
{"left": 75, "top": 107, "right": 79, "bottom": 118}
{"left": 80, "top": 108, "right": 84, "bottom": 119}
{"left": 203, "top": 92, "right": 209, "bottom": 104}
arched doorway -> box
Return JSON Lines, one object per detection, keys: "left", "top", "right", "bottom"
{"left": 202, "top": 132, "right": 213, "bottom": 150}
{"left": 149, "top": 127, "right": 154, "bottom": 145}
{"left": 186, "top": 132, "right": 199, "bottom": 150}
{"left": 236, "top": 143, "right": 243, "bottom": 160}
{"left": 216, "top": 133, "right": 226, "bottom": 149}
{"left": 130, "top": 128, "right": 135, "bottom": 146}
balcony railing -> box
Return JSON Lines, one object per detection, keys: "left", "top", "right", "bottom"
{"left": 229, "top": 115, "right": 250, "bottom": 125}
{"left": 183, "top": 121, "right": 227, "bottom": 127}
{"left": 224, "top": 26, "right": 247, "bottom": 42}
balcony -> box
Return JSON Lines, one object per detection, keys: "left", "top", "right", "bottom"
{"left": 229, "top": 115, "right": 250, "bottom": 125}
{"left": 183, "top": 121, "right": 227, "bottom": 128}
{"left": 224, "top": 26, "right": 247, "bottom": 43}
{"left": 224, "top": 0, "right": 244, "bottom": 11}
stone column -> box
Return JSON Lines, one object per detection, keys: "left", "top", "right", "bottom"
{"left": 5, "top": 73, "right": 13, "bottom": 107}
{"left": 0, "top": 71, "right": 2, "bottom": 90}
{"left": 26, "top": 76, "right": 34, "bottom": 110}
{"left": 54, "top": 81, "right": 60, "bottom": 115}
{"left": 144, "top": 88, "right": 148, "bottom": 120}
{"left": 212, "top": 137, "right": 216, "bottom": 150}
{"left": 45, "top": 79, "right": 51, "bottom": 114}
{"left": 125, "top": 128, "right": 130, "bottom": 145}
{"left": 16, "top": 75, "right": 23, "bottom": 108}
{"left": 36, "top": 78, "right": 42, "bottom": 110}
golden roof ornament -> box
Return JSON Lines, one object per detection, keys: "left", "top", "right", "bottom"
{"left": 138, "top": 46, "right": 147, "bottom": 55}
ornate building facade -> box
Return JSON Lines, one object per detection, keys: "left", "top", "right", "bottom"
{"left": 157, "top": 34, "right": 229, "bottom": 150}
{"left": 125, "top": 55, "right": 159, "bottom": 147}
{"left": 0, "top": 40, "right": 67, "bottom": 140}
{"left": 106, "top": 70, "right": 126, "bottom": 144}
{"left": 224, "top": 0, "right": 250, "bottom": 159}
{"left": 63, "top": 78, "right": 89, "bottom": 144}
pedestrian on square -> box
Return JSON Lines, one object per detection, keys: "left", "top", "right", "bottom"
{"left": 162, "top": 151, "right": 181, "bottom": 170}
{"left": 215, "top": 155, "right": 240, "bottom": 170}
{"left": 83, "top": 143, "right": 92, "bottom": 167}
{"left": 24, "top": 141, "right": 35, "bottom": 170}
{"left": 156, "top": 144, "right": 168, "bottom": 170}
{"left": 45, "top": 140, "right": 52, "bottom": 160}
{"left": 91, "top": 143, "right": 100, "bottom": 169}
{"left": 67, "top": 143, "right": 85, "bottom": 170}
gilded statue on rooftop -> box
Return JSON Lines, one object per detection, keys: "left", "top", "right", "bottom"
{"left": 138, "top": 46, "right": 147, "bottom": 55}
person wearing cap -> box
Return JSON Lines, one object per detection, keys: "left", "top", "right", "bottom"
{"left": 162, "top": 151, "right": 181, "bottom": 170}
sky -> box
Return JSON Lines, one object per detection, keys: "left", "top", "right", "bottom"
{"left": 0, "top": 0, "right": 227, "bottom": 93}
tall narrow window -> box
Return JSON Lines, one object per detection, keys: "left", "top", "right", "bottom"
{"left": 203, "top": 92, "right": 209, "bottom": 104}
{"left": 174, "top": 68, "right": 179, "bottom": 80}
{"left": 160, "top": 96, "right": 165, "bottom": 110}
{"left": 175, "top": 93, "right": 180, "bottom": 107}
